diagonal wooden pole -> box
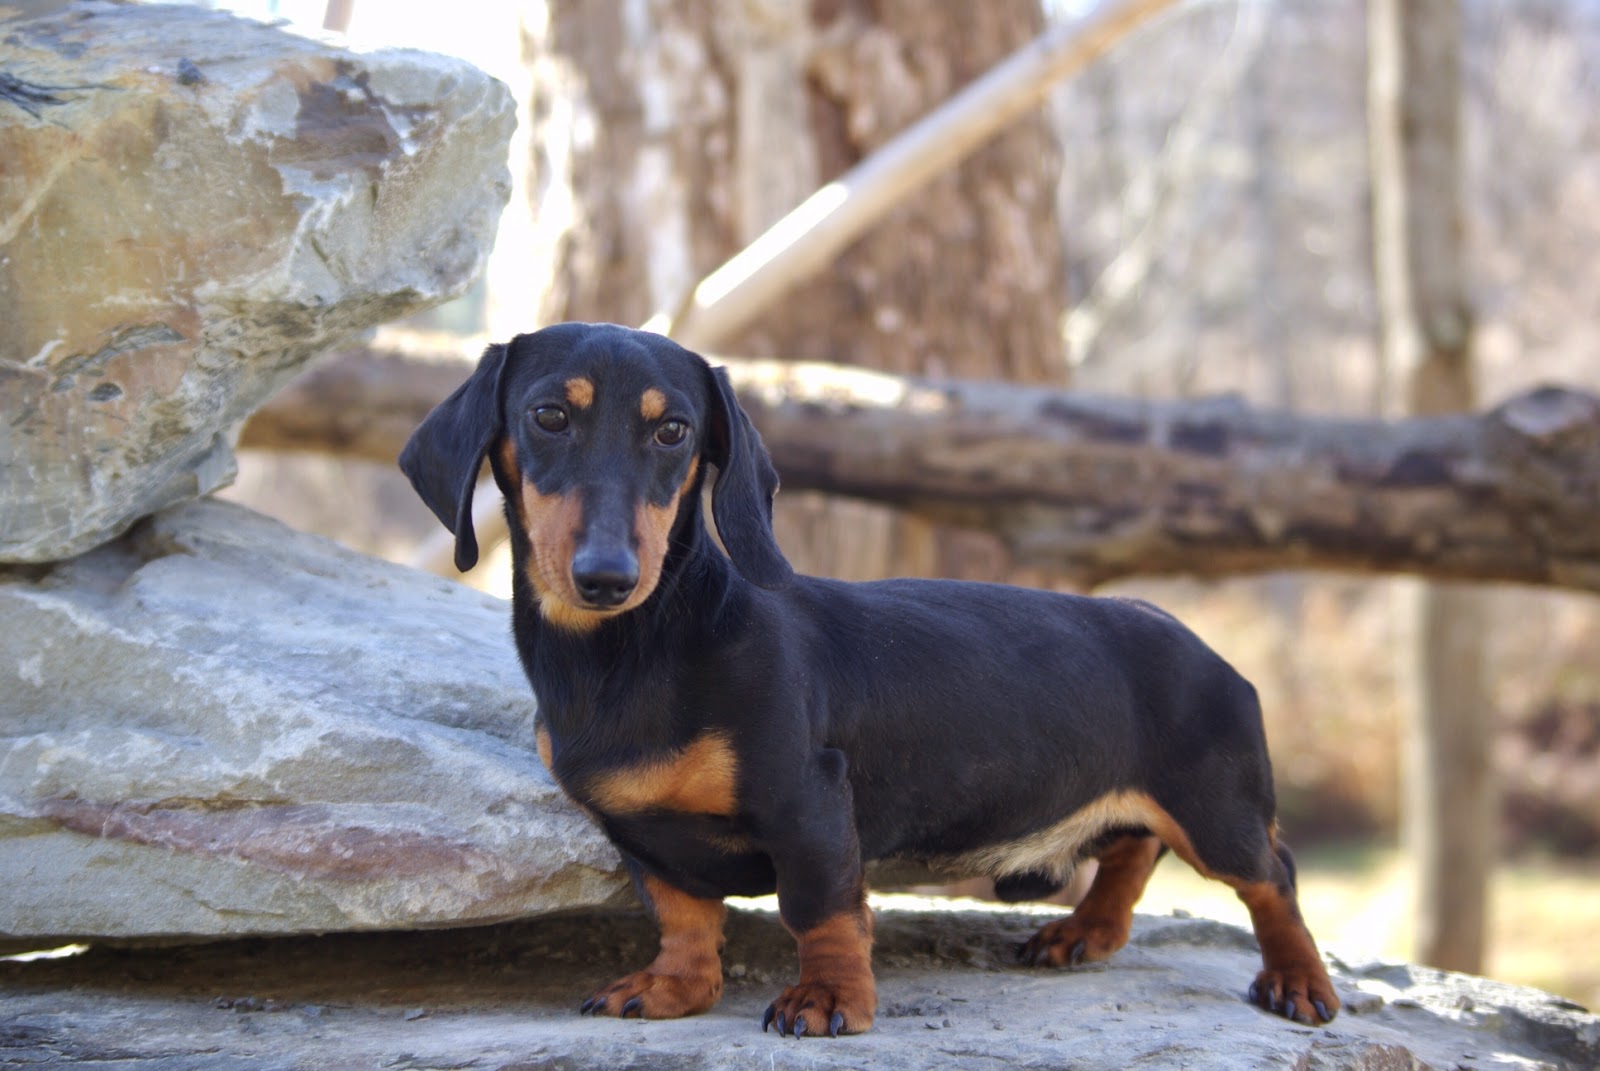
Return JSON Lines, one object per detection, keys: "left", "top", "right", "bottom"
{"left": 662, "top": 0, "right": 1181, "bottom": 351}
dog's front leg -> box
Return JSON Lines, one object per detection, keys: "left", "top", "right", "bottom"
{"left": 760, "top": 748, "right": 876, "bottom": 1038}
{"left": 582, "top": 864, "right": 726, "bottom": 1020}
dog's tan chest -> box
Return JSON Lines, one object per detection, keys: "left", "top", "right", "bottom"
{"left": 588, "top": 732, "right": 739, "bottom": 816}
{"left": 536, "top": 725, "right": 740, "bottom": 819}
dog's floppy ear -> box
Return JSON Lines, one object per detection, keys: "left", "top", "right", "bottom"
{"left": 399, "top": 341, "right": 509, "bottom": 573}
{"left": 704, "top": 364, "right": 793, "bottom": 589}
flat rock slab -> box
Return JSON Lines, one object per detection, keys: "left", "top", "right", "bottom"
{"left": 2, "top": 902, "right": 1594, "bottom": 1070}
{"left": 0, "top": 0, "right": 514, "bottom": 561}
{"left": 0, "top": 498, "right": 628, "bottom": 942}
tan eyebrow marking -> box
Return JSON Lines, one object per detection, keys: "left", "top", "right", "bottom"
{"left": 565, "top": 377, "right": 595, "bottom": 409}
{"left": 640, "top": 388, "right": 667, "bottom": 421}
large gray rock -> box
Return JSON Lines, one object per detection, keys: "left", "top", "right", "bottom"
{"left": 0, "top": 1, "right": 515, "bottom": 562}
{"left": 0, "top": 496, "right": 945, "bottom": 944}
{"left": 0, "top": 499, "right": 628, "bottom": 942}
{"left": 0, "top": 902, "right": 1593, "bottom": 1070}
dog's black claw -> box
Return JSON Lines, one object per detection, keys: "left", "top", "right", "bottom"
{"left": 1313, "top": 999, "right": 1333, "bottom": 1023}
{"left": 1247, "top": 982, "right": 1260, "bottom": 1005}
{"left": 761, "top": 1005, "right": 776, "bottom": 1032}
{"left": 580, "top": 995, "right": 603, "bottom": 1015}
{"left": 1068, "top": 938, "right": 1087, "bottom": 968}
{"left": 1283, "top": 998, "right": 1296, "bottom": 1022}
{"left": 621, "top": 996, "right": 643, "bottom": 1018}
{"left": 793, "top": 1016, "right": 808, "bottom": 1038}
{"left": 776, "top": 1011, "right": 788, "bottom": 1036}
{"left": 829, "top": 1011, "right": 844, "bottom": 1038}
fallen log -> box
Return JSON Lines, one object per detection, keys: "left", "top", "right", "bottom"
{"left": 236, "top": 346, "right": 469, "bottom": 467}
{"left": 241, "top": 348, "right": 1600, "bottom": 593}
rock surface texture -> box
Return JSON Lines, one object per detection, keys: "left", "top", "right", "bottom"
{"left": 0, "top": 0, "right": 514, "bottom": 562}
{"left": 1, "top": 903, "right": 1594, "bottom": 1070}
{"left": 0, "top": 499, "right": 627, "bottom": 942}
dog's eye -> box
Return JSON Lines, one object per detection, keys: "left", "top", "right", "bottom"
{"left": 653, "top": 420, "right": 688, "bottom": 447}
{"left": 533, "top": 406, "right": 569, "bottom": 434}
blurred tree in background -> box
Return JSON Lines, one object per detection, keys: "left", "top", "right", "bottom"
{"left": 1368, "top": 0, "right": 1490, "bottom": 976}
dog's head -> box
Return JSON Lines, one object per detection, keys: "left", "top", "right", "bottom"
{"left": 400, "top": 323, "right": 791, "bottom": 626}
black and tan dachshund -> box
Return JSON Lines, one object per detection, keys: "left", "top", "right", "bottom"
{"left": 400, "top": 322, "right": 1340, "bottom": 1038}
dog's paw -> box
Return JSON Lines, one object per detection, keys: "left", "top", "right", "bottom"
{"left": 761, "top": 980, "right": 875, "bottom": 1038}
{"left": 1018, "top": 914, "right": 1129, "bottom": 968}
{"left": 1248, "top": 965, "right": 1340, "bottom": 1025}
{"left": 580, "top": 969, "right": 721, "bottom": 1020}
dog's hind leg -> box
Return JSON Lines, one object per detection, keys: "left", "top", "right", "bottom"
{"left": 1148, "top": 794, "right": 1341, "bottom": 1026}
{"left": 1227, "top": 839, "right": 1341, "bottom": 1025}
{"left": 581, "top": 869, "right": 726, "bottom": 1020}
{"left": 1018, "top": 833, "right": 1163, "bottom": 967}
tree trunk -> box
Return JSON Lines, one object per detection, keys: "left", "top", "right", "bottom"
{"left": 1368, "top": 0, "right": 1490, "bottom": 975}
{"left": 751, "top": 1, "right": 1070, "bottom": 583}
{"left": 520, "top": 0, "right": 1066, "bottom": 583}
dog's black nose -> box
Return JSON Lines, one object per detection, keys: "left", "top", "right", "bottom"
{"left": 572, "top": 550, "right": 639, "bottom": 607}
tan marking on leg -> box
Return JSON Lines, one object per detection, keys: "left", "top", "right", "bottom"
{"left": 585, "top": 874, "right": 726, "bottom": 1019}
{"left": 1087, "top": 796, "right": 1340, "bottom": 1025}
{"left": 768, "top": 902, "right": 876, "bottom": 1036}
{"left": 639, "top": 387, "right": 667, "bottom": 421}
{"left": 964, "top": 786, "right": 1338, "bottom": 1023}
{"left": 587, "top": 732, "right": 738, "bottom": 816}
{"left": 1235, "top": 880, "right": 1320, "bottom": 971}
{"left": 1021, "top": 833, "right": 1162, "bottom": 966}
{"left": 565, "top": 377, "right": 595, "bottom": 409}
{"left": 1235, "top": 879, "right": 1341, "bottom": 1024}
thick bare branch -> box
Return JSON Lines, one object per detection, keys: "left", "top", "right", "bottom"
{"left": 242, "top": 349, "right": 1600, "bottom": 593}
{"left": 733, "top": 359, "right": 1600, "bottom": 591}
